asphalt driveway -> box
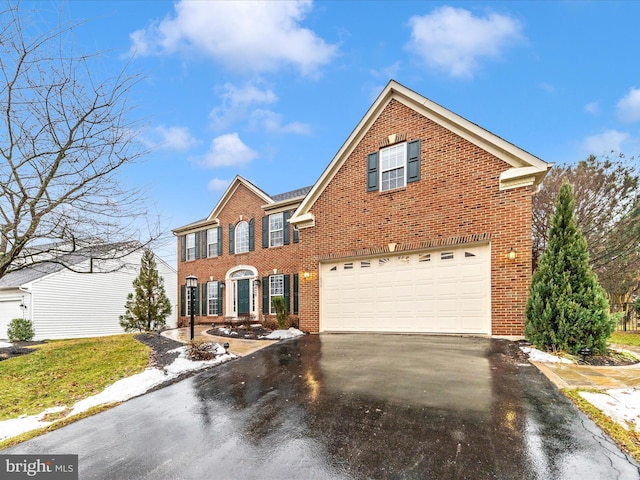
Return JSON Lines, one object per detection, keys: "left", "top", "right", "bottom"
{"left": 4, "top": 334, "right": 640, "bottom": 479}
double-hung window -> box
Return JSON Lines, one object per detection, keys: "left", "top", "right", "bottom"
{"left": 269, "top": 213, "right": 284, "bottom": 247}
{"left": 269, "top": 274, "right": 284, "bottom": 315}
{"left": 186, "top": 286, "right": 193, "bottom": 315}
{"left": 380, "top": 143, "right": 406, "bottom": 192}
{"left": 235, "top": 221, "right": 249, "bottom": 253}
{"left": 207, "top": 281, "right": 219, "bottom": 316}
{"left": 186, "top": 233, "right": 196, "bottom": 261}
{"left": 207, "top": 228, "right": 218, "bottom": 257}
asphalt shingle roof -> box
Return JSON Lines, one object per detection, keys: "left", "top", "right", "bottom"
{"left": 271, "top": 186, "right": 312, "bottom": 202}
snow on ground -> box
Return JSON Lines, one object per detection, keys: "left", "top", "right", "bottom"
{"left": 0, "top": 343, "right": 236, "bottom": 443}
{"left": 520, "top": 345, "right": 640, "bottom": 431}
{"left": 580, "top": 389, "right": 640, "bottom": 430}
{"left": 260, "top": 327, "right": 305, "bottom": 340}
{"left": 520, "top": 345, "right": 574, "bottom": 364}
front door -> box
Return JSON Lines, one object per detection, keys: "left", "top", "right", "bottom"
{"left": 237, "top": 279, "right": 250, "bottom": 315}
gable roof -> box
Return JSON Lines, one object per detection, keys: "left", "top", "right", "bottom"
{"left": 290, "top": 79, "right": 551, "bottom": 229}
{"left": 172, "top": 177, "right": 313, "bottom": 234}
{"left": 0, "top": 242, "right": 166, "bottom": 289}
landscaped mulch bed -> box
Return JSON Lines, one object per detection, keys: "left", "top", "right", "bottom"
{"left": 0, "top": 341, "right": 45, "bottom": 362}
{"left": 133, "top": 333, "right": 184, "bottom": 369}
{"left": 580, "top": 351, "right": 639, "bottom": 366}
{"left": 207, "top": 325, "right": 274, "bottom": 340}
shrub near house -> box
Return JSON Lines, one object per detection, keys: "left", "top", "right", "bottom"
{"left": 525, "top": 181, "right": 615, "bottom": 354}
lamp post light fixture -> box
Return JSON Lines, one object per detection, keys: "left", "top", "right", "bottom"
{"left": 186, "top": 275, "right": 198, "bottom": 341}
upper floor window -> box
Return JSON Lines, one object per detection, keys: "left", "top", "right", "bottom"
{"left": 270, "top": 213, "right": 284, "bottom": 247}
{"left": 186, "top": 233, "right": 196, "bottom": 261}
{"left": 235, "top": 221, "right": 249, "bottom": 254}
{"left": 207, "top": 228, "right": 218, "bottom": 257}
{"left": 367, "top": 139, "right": 421, "bottom": 193}
{"left": 380, "top": 143, "right": 406, "bottom": 192}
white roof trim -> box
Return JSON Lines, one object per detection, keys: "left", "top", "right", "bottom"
{"left": 206, "top": 175, "right": 273, "bottom": 222}
{"left": 291, "top": 80, "right": 551, "bottom": 226}
{"left": 499, "top": 166, "right": 550, "bottom": 191}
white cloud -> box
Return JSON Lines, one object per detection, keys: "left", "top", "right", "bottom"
{"left": 200, "top": 133, "right": 258, "bottom": 168}
{"left": 129, "top": 0, "right": 337, "bottom": 75}
{"left": 584, "top": 101, "right": 600, "bottom": 114}
{"left": 583, "top": 129, "right": 629, "bottom": 155}
{"left": 207, "top": 177, "right": 231, "bottom": 192}
{"left": 146, "top": 125, "right": 199, "bottom": 151}
{"left": 617, "top": 87, "right": 640, "bottom": 123}
{"left": 210, "top": 82, "right": 278, "bottom": 130}
{"left": 407, "top": 6, "right": 523, "bottom": 78}
{"left": 250, "top": 109, "right": 311, "bottom": 134}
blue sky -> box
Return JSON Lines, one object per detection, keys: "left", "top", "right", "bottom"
{"left": 25, "top": 1, "right": 640, "bottom": 266}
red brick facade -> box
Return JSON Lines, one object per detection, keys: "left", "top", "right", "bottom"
{"left": 174, "top": 81, "right": 548, "bottom": 337}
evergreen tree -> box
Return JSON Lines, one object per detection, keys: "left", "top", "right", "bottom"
{"left": 525, "top": 181, "right": 615, "bottom": 354}
{"left": 120, "top": 249, "right": 172, "bottom": 332}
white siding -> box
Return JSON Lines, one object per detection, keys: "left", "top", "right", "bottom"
{"left": 27, "top": 251, "right": 177, "bottom": 340}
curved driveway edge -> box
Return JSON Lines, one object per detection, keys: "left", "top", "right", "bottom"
{"left": 5, "top": 334, "right": 639, "bottom": 479}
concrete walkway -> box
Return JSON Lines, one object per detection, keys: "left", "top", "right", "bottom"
{"left": 533, "top": 344, "right": 640, "bottom": 389}
{"left": 161, "top": 325, "right": 278, "bottom": 356}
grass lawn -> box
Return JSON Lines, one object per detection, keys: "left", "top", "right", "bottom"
{"left": 0, "top": 334, "right": 150, "bottom": 421}
{"left": 610, "top": 331, "right": 640, "bottom": 347}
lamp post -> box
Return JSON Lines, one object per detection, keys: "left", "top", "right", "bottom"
{"left": 186, "top": 275, "right": 198, "bottom": 341}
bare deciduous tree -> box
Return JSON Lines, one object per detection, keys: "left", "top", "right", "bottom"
{"left": 532, "top": 154, "right": 640, "bottom": 303}
{"left": 0, "top": 2, "right": 160, "bottom": 278}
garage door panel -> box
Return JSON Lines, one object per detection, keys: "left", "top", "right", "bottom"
{"left": 321, "top": 245, "right": 490, "bottom": 334}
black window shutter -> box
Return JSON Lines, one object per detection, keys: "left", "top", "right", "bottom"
{"left": 407, "top": 139, "right": 421, "bottom": 183}
{"left": 293, "top": 226, "right": 299, "bottom": 244}
{"left": 293, "top": 273, "right": 299, "bottom": 315}
{"left": 284, "top": 274, "right": 290, "bottom": 315}
{"left": 262, "top": 216, "right": 269, "bottom": 248}
{"left": 180, "top": 285, "right": 186, "bottom": 316}
{"left": 201, "top": 231, "right": 207, "bottom": 259}
{"left": 283, "top": 211, "right": 290, "bottom": 245}
{"left": 201, "top": 283, "right": 207, "bottom": 316}
{"left": 249, "top": 218, "right": 255, "bottom": 251}
{"left": 180, "top": 236, "right": 186, "bottom": 262}
{"left": 228, "top": 224, "right": 234, "bottom": 254}
{"left": 262, "top": 277, "right": 269, "bottom": 313}
{"left": 194, "top": 284, "right": 200, "bottom": 316}
{"left": 194, "top": 232, "right": 200, "bottom": 260}
{"left": 217, "top": 226, "right": 223, "bottom": 256}
{"left": 367, "top": 152, "right": 379, "bottom": 191}
{"left": 217, "top": 282, "right": 223, "bottom": 316}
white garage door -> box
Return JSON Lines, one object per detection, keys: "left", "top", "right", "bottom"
{"left": 320, "top": 245, "right": 490, "bottom": 334}
{"left": 0, "top": 298, "right": 23, "bottom": 339}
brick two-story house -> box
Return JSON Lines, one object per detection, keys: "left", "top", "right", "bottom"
{"left": 173, "top": 80, "right": 551, "bottom": 337}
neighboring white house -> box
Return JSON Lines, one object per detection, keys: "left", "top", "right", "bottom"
{"left": 0, "top": 248, "right": 177, "bottom": 340}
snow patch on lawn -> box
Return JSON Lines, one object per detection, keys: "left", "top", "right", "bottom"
{"left": 520, "top": 346, "right": 573, "bottom": 364}
{"left": 0, "top": 344, "right": 235, "bottom": 443}
{"left": 261, "top": 328, "right": 305, "bottom": 340}
{"left": 580, "top": 389, "right": 640, "bottom": 430}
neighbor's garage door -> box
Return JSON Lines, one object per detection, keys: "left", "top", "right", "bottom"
{"left": 0, "top": 298, "right": 23, "bottom": 339}
{"left": 320, "top": 245, "right": 490, "bottom": 334}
